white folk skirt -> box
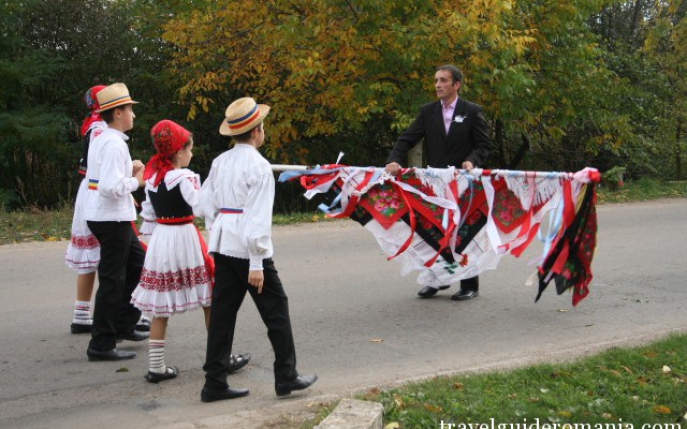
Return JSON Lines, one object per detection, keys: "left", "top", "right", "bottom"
{"left": 65, "top": 178, "right": 100, "bottom": 274}
{"left": 131, "top": 223, "right": 212, "bottom": 317}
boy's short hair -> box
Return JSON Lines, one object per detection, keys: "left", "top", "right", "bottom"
{"left": 100, "top": 104, "right": 131, "bottom": 124}
{"left": 232, "top": 123, "right": 262, "bottom": 142}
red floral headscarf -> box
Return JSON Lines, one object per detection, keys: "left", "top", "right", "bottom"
{"left": 80, "top": 85, "right": 107, "bottom": 136}
{"left": 144, "top": 120, "right": 192, "bottom": 187}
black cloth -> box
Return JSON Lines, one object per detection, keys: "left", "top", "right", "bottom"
{"left": 78, "top": 130, "right": 91, "bottom": 174}
{"left": 460, "top": 276, "right": 479, "bottom": 292}
{"left": 147, "top": 181, "right": 194, "bottom": 219}
{"left": 204, "top": 254, "right": 297, "bottom": 389}
{"left": 386, "top": 98, "right": 492, "bottom": 169}
{"left": 86, "top": 221, "right": 145, "bottom": 351}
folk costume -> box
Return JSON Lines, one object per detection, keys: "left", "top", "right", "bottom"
{"left": 200, "top": 98, "right": 316, "bottom": 401}
{"left": 125, "top": 120, "right": 217, "bottom": 382}
{"left": 65, "top": 120, "right": 107, "bottom": 274}
{"left": 83, "top": 83, "right": 146, "bottom": 358}
{"left": 131, "top": 121, "right": 213, "bottom": 316}
{"left": 200, "top": 143, "right": 299, "bottom": 390}
{"left": 65, "top": 85, "right": 106, "bottom": 333}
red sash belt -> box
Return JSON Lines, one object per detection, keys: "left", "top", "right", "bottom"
{"left": 157, "top": 215, "right": 195, "bottom": 225}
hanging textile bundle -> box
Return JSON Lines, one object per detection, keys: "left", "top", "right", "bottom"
{"left": 279, "top": 165, "right": 601, "bottom": 306}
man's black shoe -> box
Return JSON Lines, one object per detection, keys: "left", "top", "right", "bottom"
{"left": 116, "top": 330, "right": 149, "bottom": 342}
{"left": 275, "top": 374, "right": 318, "bottom": 397}
{"left": 451, "top": 289, "right": 479, "bottom": 301}
{"left": 71, "top": 323, "right": 92, "bottom": 334}
{"left": 227, "top": 353, "right": 251, "bottom": 374}
{"left": 417, "top": 285, "right": 450, "bottom": 298}
{"left": 87, "top": 348, "right": 136, "bottom": 361}
{"left": 200, "top": 386, "right": 249, "bottom": 402}
{"left": 135, "top": 317, "right": 151, "bottom": 332}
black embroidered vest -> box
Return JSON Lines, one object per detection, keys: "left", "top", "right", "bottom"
{"left": 148, "top": 180, "right": 193, "bottom": 220}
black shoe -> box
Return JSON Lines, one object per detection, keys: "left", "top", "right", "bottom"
{"left": 451, "top": 289, "right": 479, "bottom": 301}
{"left": 71, "top": 323, "right": 92, "bottom": 334}
{"left": 275, "top": 374, "right": 318, "bottom": 397}
{"left": 116, "top": 330, "right": 149, "bottom": 342}
{"left": 417, "top": 285, "right": 450, "bottom": 298}
{"left": 200, "top": 385, "right": 249, "bottom": 402}
{"left": 136, "top": 316, "right": 151, "bottom": 332}
{"left": 145, "top": 366, "right": 178, "bottom": 383}
{"left": 87, "top": 348, "right": 136, "bottom": 361}
{"left": 227, "top": 353, "right": 251, "bottom": 374}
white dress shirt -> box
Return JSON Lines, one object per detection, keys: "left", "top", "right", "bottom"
{"left": 83, "top": 128, "right": 139, "bottom": 221}
{"left": 199, "top": 144, "right": 274, "bottom": 270}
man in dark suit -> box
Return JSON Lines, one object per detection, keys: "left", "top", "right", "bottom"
{"left": 385, "top": 64, "right": 493, "bottom": 300}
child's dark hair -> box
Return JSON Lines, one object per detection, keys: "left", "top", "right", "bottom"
{"left": 100, "top": 104, "right": 132, "bottom": 124}
{"left": 233, "top": 123, "right": 262, "bottom": 142}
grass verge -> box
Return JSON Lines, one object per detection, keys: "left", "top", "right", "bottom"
{"left": 350, "top": 332, "right": 687, "bottom": 428}
{"left": 0, "top": 208, "right": 332, "bottom": 246}
{"left": 597, "top": 179, "right": 687, "bottom": 204}
{"left": 1, "top": 179, "right": 685, "bottom": 246}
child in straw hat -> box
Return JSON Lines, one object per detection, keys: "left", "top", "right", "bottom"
{"left": 82, "top": 83, "right": 149, "bottom": 362}
{"left": 130, "top": 120, "right": 250, "bottom": 383}
{"left": 198, "top": 97, "right": 317, "bottom": 402}
{"left": 66, "top": 86, "right": 152, "bottom": 335}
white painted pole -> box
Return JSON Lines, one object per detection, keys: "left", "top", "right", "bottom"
{"left": 272, "top": 164, "right": 587, "bottom": 180}
{"left": 271, "top": 164, "right": 308, "bottom": 172}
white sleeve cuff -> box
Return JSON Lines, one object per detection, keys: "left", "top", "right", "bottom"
{"left": 249, "top": 256, "right": 264, "bottom": 271}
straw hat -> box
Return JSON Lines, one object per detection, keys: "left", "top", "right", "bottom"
{"left": 96, "top": 83, "right": 138, "bottom": 113}
{"left": 219, "top": 97, "right": 270, "bottom": 136}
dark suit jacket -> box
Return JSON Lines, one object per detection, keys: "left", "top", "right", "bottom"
{"left": 386, "top": 98, "right": 493, "bottom": 168}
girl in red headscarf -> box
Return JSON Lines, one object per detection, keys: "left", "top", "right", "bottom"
{"left": 131, "top": 120, "right": 250, "bottom": 383}
{"left": 65, "top": 85, "right": 107, "bottom": 334}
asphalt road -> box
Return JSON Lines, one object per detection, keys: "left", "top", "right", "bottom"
{"left": 0, "top": 198, "right": 685, "bottom": 428}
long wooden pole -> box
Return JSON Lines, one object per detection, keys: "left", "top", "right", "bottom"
{"left": 272, "top": 164, "right": 585, "bottom": 180}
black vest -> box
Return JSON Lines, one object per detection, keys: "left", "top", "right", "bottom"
{"left": 148, "top": 180, "right": 194, "bottom": 220}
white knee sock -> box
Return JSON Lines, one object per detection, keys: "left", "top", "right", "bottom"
{"left": 72, "top": 300, "right": 92, "bottom": 325}
{"left": 148, "top": 339, "right": 166, "bottom": 373}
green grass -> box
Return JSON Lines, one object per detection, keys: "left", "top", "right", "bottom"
{"left": 0, "top": 205, "right": 333, "bottom": 245}
{"left": 0, "top": 204, "right": 75, "bottom": 245}
{"left": 597, "top": 178, "right": 687, "bottom": 204}
{"left": 352, "top": 333, "right": 687, "bottom": 428}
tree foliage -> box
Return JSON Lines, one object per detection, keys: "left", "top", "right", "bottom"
{"left": 1, "top": 0, "right": 685, "bottom": 210}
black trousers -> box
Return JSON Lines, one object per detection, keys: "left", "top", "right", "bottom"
{"left": 204, "top": 254, "right": 297, "bottom": 390}
{"left": 86, "top": 221, "right": 144, "bottom": 351}
{"left": 460, "top": 276, "right": 479, "bottom": 291}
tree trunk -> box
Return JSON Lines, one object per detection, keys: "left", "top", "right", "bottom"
{"left": 629, "top": 0, "right": 643, "bottom": 48}
{"left": 495, "top": 119, "right": 504, "bottom": 168}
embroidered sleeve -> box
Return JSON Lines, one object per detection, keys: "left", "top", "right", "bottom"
{"left": 178, "top": 172, "right": 202, "bottom": 211}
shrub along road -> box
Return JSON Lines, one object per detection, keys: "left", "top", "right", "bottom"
{"left": 0, "top": 199, "right": 685, "bottom": 429}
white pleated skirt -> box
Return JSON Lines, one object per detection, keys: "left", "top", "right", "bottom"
{"left": 131, "top": 223, "right": 212, "bottom": 317}
{"left": 65, "top": 178, "right": 100, "bottom": 274}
